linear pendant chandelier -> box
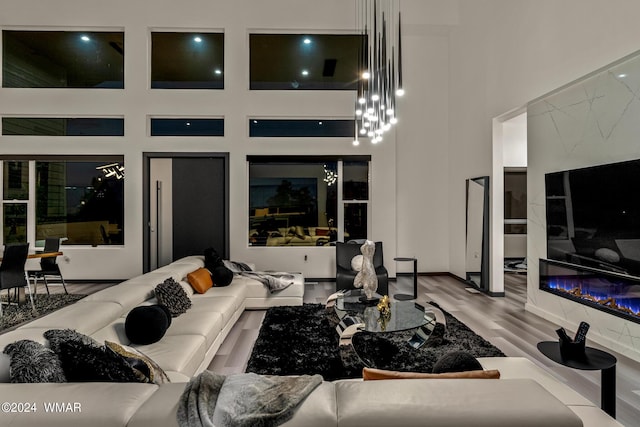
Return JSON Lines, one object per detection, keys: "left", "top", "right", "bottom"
{"left": 354, "top": 0, "right": 403, "bottom": 146}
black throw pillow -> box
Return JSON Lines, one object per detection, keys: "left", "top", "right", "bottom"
{"left": 211, "top": 265, "right": 233, "bottom": 287}
{"left": 3, "top": 340, "right": 66, "bottom": 383}
{"left": 57, "top": 340, "right": 142, "bottom": 383}
{"left": 44, "top": 329, "right": 100, "bottom": 354}
{"left": 125, "top": 305, "right": 171, "bottom": 345}
{"left": 204, "top": 247, "right": 224, "bottom": 271}
{"left": 432, "top": 351, "right": 483, "bottom": 373}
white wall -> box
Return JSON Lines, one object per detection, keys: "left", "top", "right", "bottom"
{"left": 447, "top": 0, "right": 640, "bottom": 359}
{"left": 0, "top": 0, "right": 463, "bottom": 280}
{"left": 527, "top": 51, "right": 640, "bottom": 361}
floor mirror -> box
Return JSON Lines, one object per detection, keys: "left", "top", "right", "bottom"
{"left": 465, "top": 176, "right": 489, "bottom": 292}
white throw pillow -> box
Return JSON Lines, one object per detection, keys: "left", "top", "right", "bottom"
{"left": 351, "top": 255, "right": 364, "bottom": 271}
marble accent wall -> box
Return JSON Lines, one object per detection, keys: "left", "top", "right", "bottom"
{"left": 527, "top": 50, "right": 640, "bottom": 361}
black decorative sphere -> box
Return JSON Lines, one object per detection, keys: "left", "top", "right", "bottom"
{"left": 432, "top": 351, "right": 483, "bottom": 373}
{"left": 125, "top": 305, "right": 171, "bottom": 345}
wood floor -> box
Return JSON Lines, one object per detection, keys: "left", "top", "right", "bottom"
{"left": 208, "top": 273, "right": 640, "bottom": 427}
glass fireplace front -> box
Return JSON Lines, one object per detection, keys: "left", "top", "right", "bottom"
{"left": 540, "top": 258, "right": 640, "bottom": 324}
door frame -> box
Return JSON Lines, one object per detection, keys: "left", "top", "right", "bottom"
{"left": 142, "top": 152, "right": 229, "bottom": 273}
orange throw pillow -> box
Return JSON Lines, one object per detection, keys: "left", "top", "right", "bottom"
{"left": 362, "top": 367, "right": 500, "bottom": 380}
{"left": 187, "top": 268, "right": 213, "bottom": 294}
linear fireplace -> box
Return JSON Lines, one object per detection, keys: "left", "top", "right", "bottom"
{"left": 540, "top": 258, "right": 640, "bottom": 324}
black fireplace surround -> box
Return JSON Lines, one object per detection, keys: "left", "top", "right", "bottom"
{"left": 540, "top": 258, "right": 640, "bottom": 324}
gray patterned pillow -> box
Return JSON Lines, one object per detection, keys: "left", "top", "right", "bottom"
{"left": 3, "top": 340, "right": 66, "bottom": 383}
{"left": 155, "top": 277, "right": 192, "bottom": 317}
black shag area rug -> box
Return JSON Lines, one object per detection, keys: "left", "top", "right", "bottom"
{"left": 0, "top": 294, "right": 86, "bottom": 332}
{"left": 246, "top": 303, "right": 505, "bottom": 380}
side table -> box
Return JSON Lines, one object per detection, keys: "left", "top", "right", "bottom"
{"left": 393, "top": 257, "right": 417, "bottom": 300}
{"left": 537, "top": 341, "right": 617, "bottom": 418}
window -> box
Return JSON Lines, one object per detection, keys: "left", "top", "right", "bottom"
{"left": 248, "top": 156, "right": 370, "bottom": 247}
{"left": 2, "top": 30, "right": 124, "bottom": 88}
{"left": 150, "top": 118, "right": 224, "bottom": 136}
{"left": 2, "top": 118, "right": 124, "bottom": 136}
{"left": 1, "top": 157, "right": 124, "bottom": 246}
{"left": 151, "top": 32, "right": 224, "bottom": 89}
{"left": 249, "top": 119, "right": 354, "bottom": 137}
{"left": 250, "top": 34, "right": 363, "bottom": 90}
{"left": 505, "top": 170, "right": 527, "bottom": 234}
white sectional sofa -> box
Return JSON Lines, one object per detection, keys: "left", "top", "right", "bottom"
{"left": 0, "top": 257, "right": 623, "bottom": 426}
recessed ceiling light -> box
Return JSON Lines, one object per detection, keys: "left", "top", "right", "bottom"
{"left": 301, "top": 70, "right": 309, "bottom": 76}
{"left": 618, "top": 73, "right": 627, "bottom": 78}
{"left": 81, "top": 35, "right": 90, "bottom": 42}
{"left": 303, "top": 38, "right": 311, "bottom": 44}
{"left": 194, "top": 36, "right": 202, "bottom": 43}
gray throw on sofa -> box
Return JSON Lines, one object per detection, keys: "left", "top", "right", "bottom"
{"left": 177, "top": 370, "right": 322, "bottom": 427}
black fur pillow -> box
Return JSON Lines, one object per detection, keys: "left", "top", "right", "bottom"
{"left": 44, "top": 329, "right": 100, "bottom": 354}
{"left": 3, "top": 340, "right": 66, "bottom": 383}
{"left": 204, "top": 247, "right": 224, "bottom": 271}
{"left": 56, "top": 340, "right": 141, "bottom": 383}
{"left": 432, "top": 351, "right": 483, "bottom": 373}
{"left": 155, "top": 277, "right": 192, "bottom": 317}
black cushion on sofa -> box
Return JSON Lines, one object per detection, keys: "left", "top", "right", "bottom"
{"left": 204, "top": 247, "right": 224, "bottom": 271}
{"left": 44, "top": 329, "right": 101, "bottom": 354}
{"left": 155, "top": 277, "right": 192, "bottom": 317}
{"left": 56, "top": 340, "right": 142, "bottom": 383}
{"left": 432, "top": 351, "right": 483, "bottom": 373}
{"left": 3, "top": 339, "right": 66, "bottom": 383}
{"left": 211, "top": 265, "right": 233, "bottom": 287}
{"left": 125, "top": 305, "right": 171, "bottom": 345}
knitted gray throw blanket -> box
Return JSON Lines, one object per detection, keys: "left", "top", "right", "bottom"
{"left": 177, "top": 371, "right": 322, "bottom": 427}
{"left": 239, "top": 272, "right": 296, "bottom": 293}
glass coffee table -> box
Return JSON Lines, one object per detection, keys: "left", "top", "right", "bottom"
{"left": 332, "top": 289, "right": 446, "bottom": 363}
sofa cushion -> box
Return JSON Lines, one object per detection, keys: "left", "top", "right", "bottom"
{"left": 334, "top": 378, "right": 583, "bottom": 427}
{"left": 3, "top": 340, "right": 66, "bottom": 383}
{"left": 190, "top": 296, "right": 238, "bottom": 324}
{"left": 0, "top": 382, "right": 158, "bottom": 427}
{"left": 155, "top": 278, "right": 192, "bottom": 317}
{"left": 187, "top": 267, "right": 214, "bottom": 294}
{"left": 18, "top": 302, "right": 123, "bottom": 336}
{"left": 133, "top": 335, "right": 206, "bottom": 377}
{"left": 81, "top": 281, "right": 156, "bottom": 314}
{"left": 105, "top": 341, "right": 170, "bottom": 385}
{"left": 477, "top": 357, "right": 594, "bottom": 406}
{"left": 164, "top": 310, "right": 224, "bottom": 348}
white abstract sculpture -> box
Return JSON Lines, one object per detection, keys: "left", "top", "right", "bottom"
{"left": 353, "top": 240, "right": 378, "bottom": 299}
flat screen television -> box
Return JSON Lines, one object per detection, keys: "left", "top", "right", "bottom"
{"left": 545, "top": 158, "right": 640, "bottom": 277}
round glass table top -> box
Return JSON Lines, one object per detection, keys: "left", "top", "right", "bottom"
{"left": 335, "top": 289, "right": 433, "bottom": 333}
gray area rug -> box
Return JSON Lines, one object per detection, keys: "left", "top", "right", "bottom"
{"left": 0, "top": 294, "right": 86, "bottom": 332}
{"left": 246, "top": 303, "right": 506, "bottom": 381}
